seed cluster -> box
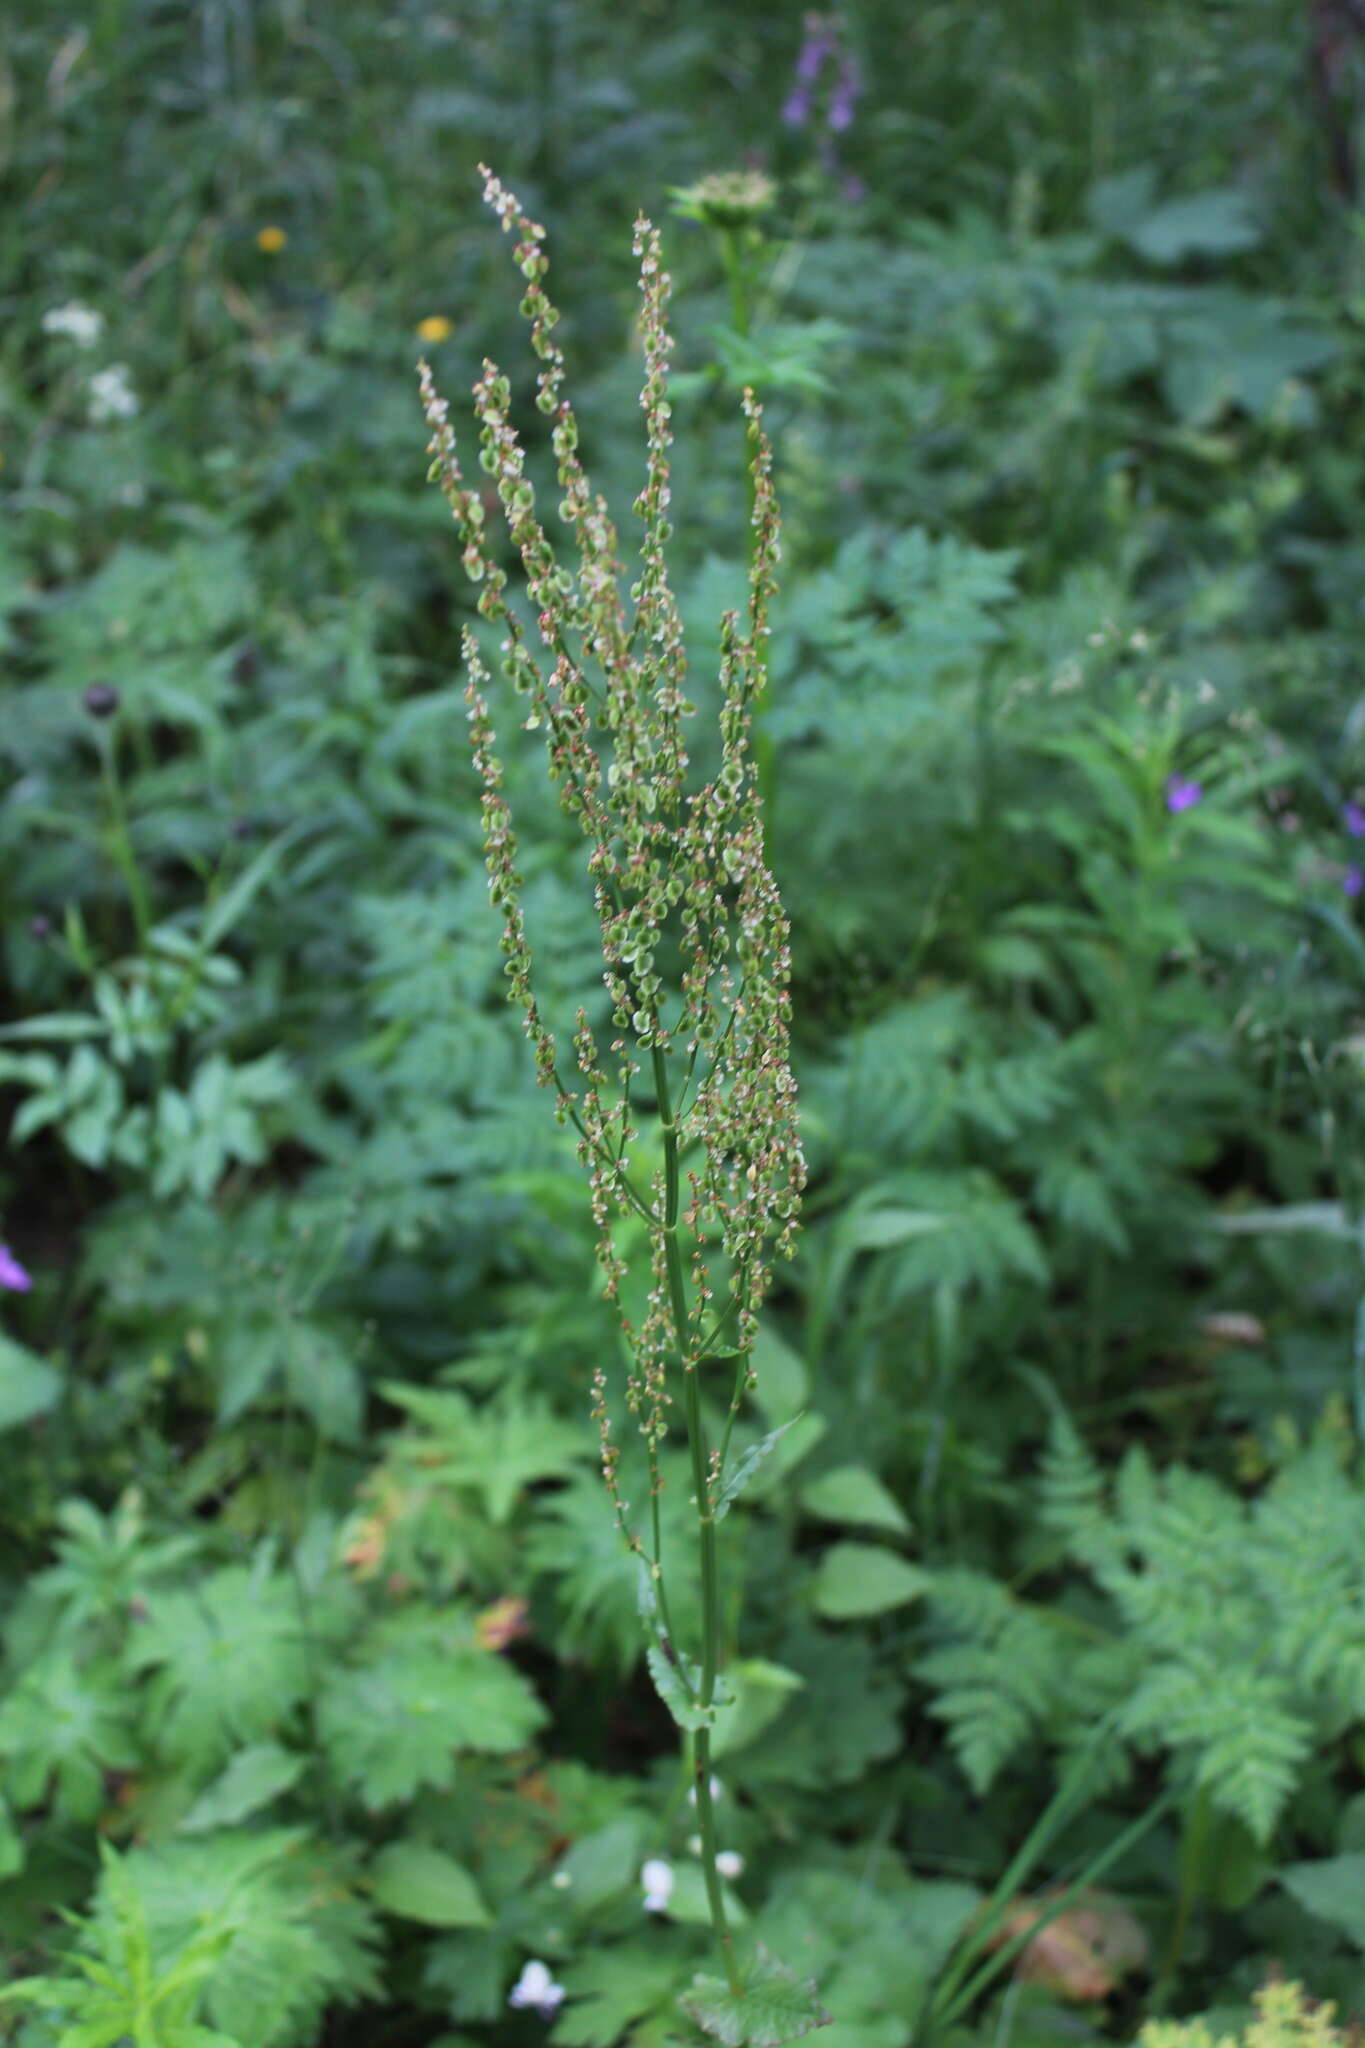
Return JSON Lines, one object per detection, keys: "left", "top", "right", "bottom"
{"left": 421, "top": 168, "right": 805, "bottom": 1535}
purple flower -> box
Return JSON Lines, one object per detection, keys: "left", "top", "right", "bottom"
{"left": 1165, "top": 774, "right": 1203, "bottom": 814}
{"left": 0, "top": 1246, "right": 32, "bottom": 1292}
{"left": 828, "top": 57, "right": 860, "bottom": 132}
{"left": 783, "top": 84, "right": 812, "bottom": 128}
{"left": 1344, "top": 800, "right": 1365, "bottom": 838}
{"left": 1345, "top": 864, "right": 1363, "bottom": 898}
{"left": 795, "top": 14, "right": 835, "bottom": 83}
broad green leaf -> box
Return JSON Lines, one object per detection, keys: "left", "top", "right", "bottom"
{"left": 663, "top": 1860, "right": 749, "bottom": 1927}
{"left": 555, "top": 1818, "right": 646, "bottom": 1916}
{"left": 554, "top": 1947, "right": 686, "bottom": 2048}
{"left": 750, "top": 1322, "right": 807, "bottom": 1425}
{"left": 811, "top": 1543, "right": 931, "bottom": 1621}
{"left": 1279, "top": 1854, "right": 1365, "bottom": 1949}
{"left": 711, "top": 1660, "right": 804, "bottom": 1760}
{"left": 800, "top": 1465, "right": 911, "bottom": 1536}
{"left": 1127, "top": 185, "right": 1261, "bottom": 264}
{"left": 369, "top": 1840, "right": 492, "bottom": 1927}
{"left": 0, "top": 1334, "right": 61, "bottom": 1432}
{"left": 841, "top": 1208, "right": 947, "bottom": 1252}
{"left": 682, "top": 1948, "right": 829, "bottom": 2047}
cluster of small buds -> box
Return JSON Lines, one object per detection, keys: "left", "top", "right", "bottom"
{"left": 421, "top": 167, "right": 805, "bottom": 1534}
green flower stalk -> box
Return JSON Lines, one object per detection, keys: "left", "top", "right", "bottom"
{"left": 420, "top": 171, "right": 811, "bottom": 2024}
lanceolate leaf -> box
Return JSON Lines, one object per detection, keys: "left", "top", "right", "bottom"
{"left": 716, "top": 1422, "right": 798, "bottom": 1521}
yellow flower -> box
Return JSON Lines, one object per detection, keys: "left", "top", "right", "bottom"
{"left": 255, "top": 225, "right": 288, "bottom": 254}
{"left": 416, "top": 314, "right": 453, "bottom": 343}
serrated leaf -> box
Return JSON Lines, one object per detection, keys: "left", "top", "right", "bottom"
{"left": 681, "top": 1948, "right": 830, "bottom": 2047}
{"left": 716, "top": 1422, "right": 798, "bottom": 1521}
{"left": 811, "top": 1543, "right": 931, "bottom": 1620}
{"left": 369, "top": 1840, "right": 492, "bottom": 1927}
{"left": 800, "top": 1466, "right": 910, "bottom": 1536}
{"left": 646, "top": 1645, "right": 712, "bottom": 1731}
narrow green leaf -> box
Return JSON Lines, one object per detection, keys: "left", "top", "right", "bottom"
{"left": 200, "top": 827, "right": 300, "bottom": 952}
{"left": 716, "top": 1422, "right": 797, "bottom": 1521}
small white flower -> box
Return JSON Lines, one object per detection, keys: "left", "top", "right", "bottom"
{"left": 686, "top": 1776, "right": 723, "bottom": 1805}
{"left": 550, "top": 1869, "right": 572, "bottom": 1890}
{"left": 508, "top": 1959, "right": 565, "bottom": 2018}
{"left": 87, "top": 364, "right": 138, "bottom": 424}
{"left": 715, "top": 1851, "right": 744, "bottom": 1881}
{"left": 641, "top": 1857, "right": 675, "bottom": 1913}
{"left": 43, "top": 301, "right": 104, "bottom": 346}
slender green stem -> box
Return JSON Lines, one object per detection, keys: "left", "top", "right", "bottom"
{"left": 652, "top": 1041, "right": 741, "bottom": 1995}
{"left": 98, "top": 732, "right": 152, "bottom": 947}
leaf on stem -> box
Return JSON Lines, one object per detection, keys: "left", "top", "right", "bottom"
{"left": 681, "top": 1946, "right": 830, "bottom": 2047}
{"left": 716, "top": 1421, "right": 799, "bottom": 1521}
{"left": 646, "top": 1645, "right": 733, "bottom": 1731}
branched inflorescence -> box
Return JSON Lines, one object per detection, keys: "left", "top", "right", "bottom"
{"left": 420, "top": 169, "right": 805, "bottom": 1556}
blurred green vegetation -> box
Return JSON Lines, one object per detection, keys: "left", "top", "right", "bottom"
{"left": 4, "top": 3, "right": 1365, "bottom": 2045}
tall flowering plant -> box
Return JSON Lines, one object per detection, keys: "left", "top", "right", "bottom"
{"left": 420, "top": 173, "right": 823, "bottom": 2041}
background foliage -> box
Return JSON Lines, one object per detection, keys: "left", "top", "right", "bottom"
{"left": 4, "top": 2, "right": 1365, "bottom": 2045}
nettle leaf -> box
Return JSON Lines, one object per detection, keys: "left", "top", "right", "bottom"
{"left": 128, "top": 1560, "right": 313, "bottom": 1772}
{"left": 716, "top": 1422, "right": 798, "bottom": 1521}
{"left": 646, "top": 1645, "right": 717, "bottom": 1732}
{"left": 368, "top": 1839, "right": 492, "bottom": 1927}
{"left": 811, "top": 1543, "right": 931, "bottom": 1621}
{"left": 682, "top": 1947, "right": 830, "bottom": 2048}
{"left": 319, "top": 1615, "right": 546, "bottom": 1808}
{"left": 799, "top": 1466, "right": 910, "bottom": 1537}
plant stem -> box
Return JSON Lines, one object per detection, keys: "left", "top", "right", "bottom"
{"left": 98, "top": 731, "right": 152, "bottom": 948}
{"left": 652, "top": 1041, "right": 742, "bottom": 1996}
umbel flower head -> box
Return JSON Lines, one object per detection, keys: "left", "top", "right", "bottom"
{"left": 420, "top": 169, "right": 805, "bottom": 1522}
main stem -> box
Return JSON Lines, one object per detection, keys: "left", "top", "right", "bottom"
{"left": 652, "top": 1041, "right": 741, "bottom": 1996}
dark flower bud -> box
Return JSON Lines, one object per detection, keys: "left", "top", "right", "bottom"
{"left": 82, "top": 680, "right": 120, "bottom": 719}
{"left": 28, "top": 914, "right": 52, "bottom": 940}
